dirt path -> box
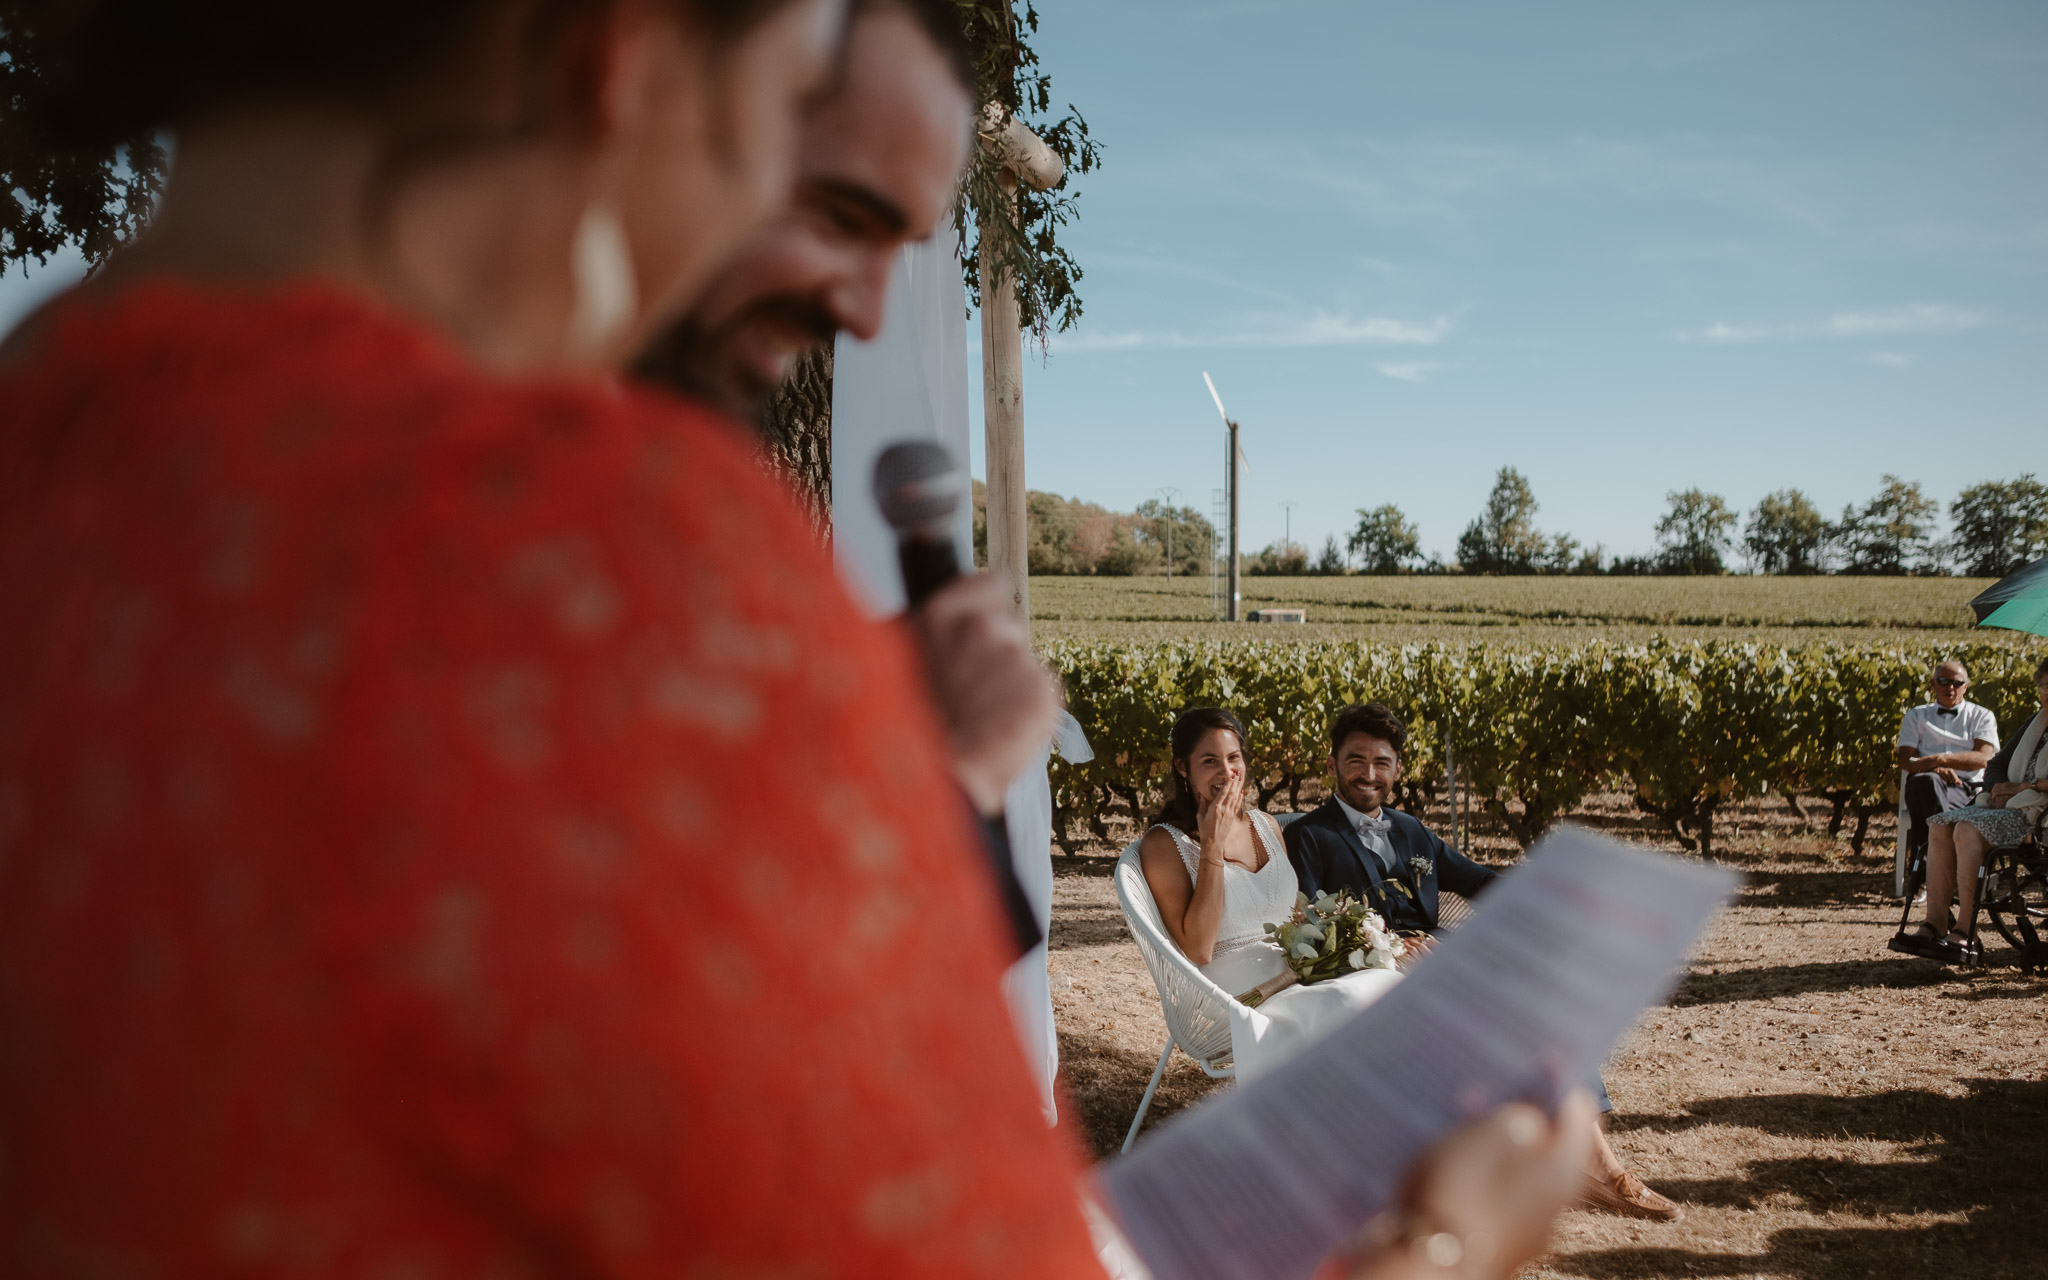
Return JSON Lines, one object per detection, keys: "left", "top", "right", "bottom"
{"left": 1047, "top": 792, "right": 2048, "bottom": 1280}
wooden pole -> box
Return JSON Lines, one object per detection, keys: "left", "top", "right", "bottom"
{"left": 974, "top": 106, "right": 1064, "bottom": 627}
{"left": 1227, "top": 418, "right": 1241, "bottom": 621}
{"left": 978, "top": 180, "right": 1028, "bottom": 621}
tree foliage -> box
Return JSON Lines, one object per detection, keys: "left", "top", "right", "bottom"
{"left": 1454, "top": 468, "right": 1583, "bottom": 574}
{"left": 1948, "top": 475, "right": 2048, "bottom": 578}
{"left": 1455, "top": 467, "right": 1545, "bottom": 574}
{"left": 1, "top": 3, "right": 166, "bottom": 274}
{"left": 1830, "top": 474, "right": 1940, "bottom": 575}
{"left": 974, "top": 483, "right": 1209, "bottom": 575}
{"left": 1743, "top": 488, "right": 1826, "bottom": 575}
{"left": 953, "top": 0, "right": 1101, "bottom": 342}
{"left": 1653, "top": 488, "right": 1736, "bottom": 575}
{"left": 1246, "top": 539, "right": 1309, "bottom": 576}
{"left": 1135, "top": 497, "right": 1215, "bottom": 578}
{"left": 1311, "top": 535, "right": 1346, "bottom": 576}
{"left": 1348, "top": 503, "right": 1422, "bottom": 574}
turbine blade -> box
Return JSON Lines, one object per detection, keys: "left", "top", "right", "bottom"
{"left": 1202, "top": 371, "right": 1229, "bottom": 425}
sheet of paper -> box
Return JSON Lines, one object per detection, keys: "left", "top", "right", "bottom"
{"left": 1100, "top": 826, "right": 1735, "bottom": 1280}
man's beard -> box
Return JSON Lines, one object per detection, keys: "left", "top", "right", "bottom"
{"left": 632, "top": 296, "right": 840, "bottom": 429}
{"left": 1337, "top": 775, "right": 1388, "bottom": 813}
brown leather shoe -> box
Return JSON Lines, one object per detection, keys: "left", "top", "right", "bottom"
{"left": 1579, "top": 1169, "right": 1684, "bottom": 1222}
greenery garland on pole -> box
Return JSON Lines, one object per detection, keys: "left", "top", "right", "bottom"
{"left": 951, "top": 0, "right": 1101, "bottom": 345}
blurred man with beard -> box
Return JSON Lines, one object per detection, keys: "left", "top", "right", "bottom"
{"left": 636, "top": 0, "right": 974, "bottom": 424}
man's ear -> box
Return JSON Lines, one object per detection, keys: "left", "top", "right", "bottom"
{"left": 1325, "top": 754, "right": 1338, "bottom": 779}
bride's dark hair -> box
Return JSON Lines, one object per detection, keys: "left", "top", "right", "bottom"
{"left": 1150, "top": 706, "right": 1247, "bottom": 835}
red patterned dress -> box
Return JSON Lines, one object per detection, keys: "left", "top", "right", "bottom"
{"left": 0, "top": 282, "right": 1103, "bottom": 1278}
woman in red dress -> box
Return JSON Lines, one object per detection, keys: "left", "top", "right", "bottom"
{"left": 0, "top": 3, "right": 1590, "bottom": 1277}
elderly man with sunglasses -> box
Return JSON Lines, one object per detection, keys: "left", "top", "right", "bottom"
{"left": 1893, "top": 660, "right": 1999, "bottom": 899}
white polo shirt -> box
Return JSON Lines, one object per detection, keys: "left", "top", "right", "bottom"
{"left": 1897, "top": 700, "right": 1999, "bottom": 783}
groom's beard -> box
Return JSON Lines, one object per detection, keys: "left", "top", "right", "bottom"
{"left": 1336, "top": 774, "right": 1388, "bottom": 814}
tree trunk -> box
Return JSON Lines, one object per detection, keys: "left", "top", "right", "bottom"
{"left": 756, "top": 346, "right": 834, "bottom": 536}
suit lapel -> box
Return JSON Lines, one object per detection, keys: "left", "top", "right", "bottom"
{"left": 1386, "top": 814, "right": 1438, "bottom": 923}
{"left": 1325, "top": 803, "right": 1389, "bottom": 901}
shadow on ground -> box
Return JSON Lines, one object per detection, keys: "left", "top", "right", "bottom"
{"left": 1056, "top": 1029, "right": 1226, "bottom": 1161}
{"left": 1563, "top": 1078, "right": 2048, "bottom": 1280}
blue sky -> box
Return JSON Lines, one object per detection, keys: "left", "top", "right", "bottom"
{"left": 7, "top": 1, "right": 2043, "bottom": 564}
{"left": 969, "top": 0, "right": 2048, "bottom": 562}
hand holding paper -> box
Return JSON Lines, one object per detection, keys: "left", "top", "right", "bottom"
{"left": 1101, "top": 826, "right": 1736, "bottom": 1280}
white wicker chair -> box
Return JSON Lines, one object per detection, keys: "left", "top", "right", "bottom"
{"left": 1113, "top": 838, "right": 1269, "bottom": 1152}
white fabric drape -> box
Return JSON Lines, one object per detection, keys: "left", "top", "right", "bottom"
{"left": 829, "top": 228, "right": 972, "bottom": 613}
{"left": 828, "top": 227, "right": 1073, "bottom": 1122}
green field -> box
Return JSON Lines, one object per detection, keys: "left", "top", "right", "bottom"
{"left": 1030, "top": 574, "right": 2016, "bottom": 646}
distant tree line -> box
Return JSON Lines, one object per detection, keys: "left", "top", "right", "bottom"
{"left": 972, "top": 481, "right": 1214, "bottom": 576}
{"left": 976, "top": 469, "right": 2048, "bottom": 578}
{"left": 1322, "top": 468, "right": 2048, "bottom": 578}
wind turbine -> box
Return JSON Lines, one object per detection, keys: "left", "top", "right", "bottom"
{"left": 1203, "top": 371, "right": 1249, "bottom": 620}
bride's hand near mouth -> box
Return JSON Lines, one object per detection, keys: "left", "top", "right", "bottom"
{"left": 1196, "top": 770, "right": 1245, "bottom": 860}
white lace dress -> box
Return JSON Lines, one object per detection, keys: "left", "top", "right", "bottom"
{"left": 1153, "top": 811, "right": 1402, "bottom": 1078}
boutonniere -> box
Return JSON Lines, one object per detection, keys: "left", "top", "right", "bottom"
{"left": 1407, "top": 855, "right": 1434, "bottom": 882}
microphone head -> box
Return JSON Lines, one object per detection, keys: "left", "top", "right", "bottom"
{"left": 873, "top": 441, "right": 963, "bottom": 534}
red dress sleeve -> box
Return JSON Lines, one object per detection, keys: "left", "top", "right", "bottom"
{"left": 0, "top": 284, "right": 1106, "bottom": 1278}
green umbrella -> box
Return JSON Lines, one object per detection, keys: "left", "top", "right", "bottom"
{"left": 1971, "top": 554, "right": 2048, "bottom": 638}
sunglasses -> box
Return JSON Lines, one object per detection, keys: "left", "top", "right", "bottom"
{"left": 1933, "top": 678, "right": 1967, "bottom": 689}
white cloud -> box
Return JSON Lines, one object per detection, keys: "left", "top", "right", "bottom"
{"left": 1372, "top": 361, "right": 1443, "bottom": 382}
{"left": 1674, "top": 303, "right": 1983, "bottom": 345}
{"left": 1045, "top": 312, "right": 1452, "bottom": 355}
{"left": 1824, "top": 304, "right": 1980, "bottom": 336}
{"left": 1861, "top": 351, "right": 1914, "bottom": 368}
{"left": 1043, "top": 329, "right": 1148, "bottom": 353}
{"left": 1675, "top": 321, "right": 1781, "bottom": 345}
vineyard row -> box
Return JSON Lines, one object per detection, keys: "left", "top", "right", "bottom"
{"left": 1041, "top": 638, "right": 2046, "bottom": 855}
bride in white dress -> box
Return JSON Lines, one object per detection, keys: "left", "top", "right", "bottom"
{"left": 1139, "top": 707, "right": 1401, "bottom": 1077}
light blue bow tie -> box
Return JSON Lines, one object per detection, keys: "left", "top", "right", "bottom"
{"left": 1357, "top": 812, "right": 1391, "bottom": 835}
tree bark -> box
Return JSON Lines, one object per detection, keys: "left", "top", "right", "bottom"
{"left": 757, "top": 346, "right": 834, "bottom": 537}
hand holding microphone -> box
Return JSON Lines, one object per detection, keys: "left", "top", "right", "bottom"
{"left": 874, "top": 442, "right": 1057, "bottom": 818}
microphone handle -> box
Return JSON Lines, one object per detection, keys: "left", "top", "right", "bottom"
{"left": 898, "top": 534, "right": 962, "bottom": 609}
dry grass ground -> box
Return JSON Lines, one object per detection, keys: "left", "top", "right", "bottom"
{"left": 1047, "top": 789, "right": 2048, "bottom": 1280}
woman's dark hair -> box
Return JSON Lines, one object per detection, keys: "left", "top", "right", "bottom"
{"left": 1329, "top": 702, "right": 1406, "bottom": 758}
{"left": 2036, "top": 655, "right": 2048, "bottom": 683}
{"left": 1150, "top": 706, "right": 1246, "bottom": 834}
{"left": 34, "top": 0, "right": 803, "bottom": 144}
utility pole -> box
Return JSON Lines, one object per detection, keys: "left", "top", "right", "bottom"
{"left": 1281, "top": 500, "right": 1296, "bottom": 554}
{"left": 976, "top": 105, "right": 1064, "bottom": 624}
{"left": 1227, "top": 418, "right": 1241, "bottom": 620}
{"left": 1202, "top": 372, "right": 1245, "bottom": 622}
{"left": 1156, "top": 485, "right": 1181, "bottom": 579}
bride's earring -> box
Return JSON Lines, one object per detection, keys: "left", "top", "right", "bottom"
{"left": 569, "top": 201, "right": 638, "bottom": 357}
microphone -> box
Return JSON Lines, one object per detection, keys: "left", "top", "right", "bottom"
{"left": 873, "top": 441, "right": 965, "bottom": 609}
{"left": 871, "top": 441, "right": 1043, "bottom": 960}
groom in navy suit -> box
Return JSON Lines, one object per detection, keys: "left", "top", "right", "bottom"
{"left": 1284, "top": 702, "right": 1495, "bottom": 947}
{"left": 1282, "top": 700, "right": 1684, "bottom": 1221}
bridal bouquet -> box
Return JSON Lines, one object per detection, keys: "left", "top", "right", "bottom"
{"left": 1239, "top": 891, "right": 1405, "bottom": 1007}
